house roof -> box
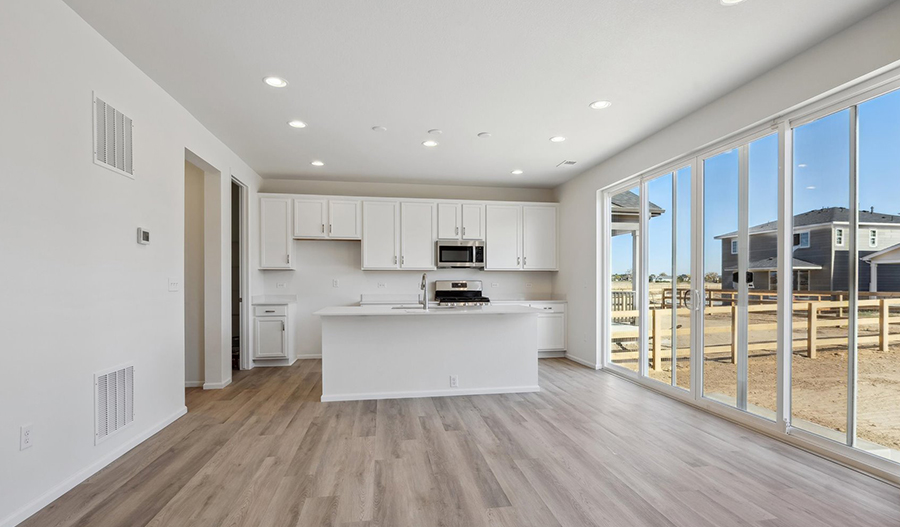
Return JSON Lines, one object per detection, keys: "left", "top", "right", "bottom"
{"left": 610, "top": 190, "right": 664, "bottom": 215}
{"left": 725, "top": 257, "right": 822, "bottom": 272}
{"left": 715, "top": 207, "right": 900, "bottom": 239}
{"left": 862, "top": 242, "right": 900, "bottom": 264}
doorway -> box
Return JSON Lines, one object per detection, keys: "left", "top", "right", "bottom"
{"left": 184, "top": 160, "right": 205, "bottom": 387}
{"left": 231, "top": 177, "right": 250, "bottom": 371}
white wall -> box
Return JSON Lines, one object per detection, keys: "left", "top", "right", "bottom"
{"left": 264, "top": 241, "right": 555, "bottom": 358}
{"left": 0, "top": 1, "right": 264, "bottom": 525}
{"left": 553, "top": 2, "right": 900, "bottom": 367}
{"left": 184, "top": 161, "right": 205, "bottom": 386}
{"left": 261, "top": 178, "right": 556, "bottom": 202}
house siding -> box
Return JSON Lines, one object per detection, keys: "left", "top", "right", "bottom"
{"left": 832, "top": 227, "right": 900, "bottom": 291}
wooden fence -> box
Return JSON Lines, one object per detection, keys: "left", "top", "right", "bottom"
{"left": 611, "top": 297, "right": 900, "bottom": 370}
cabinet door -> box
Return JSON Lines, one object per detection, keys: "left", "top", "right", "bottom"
{"left": 260, "top": 198, "right": 292, "bottom": 269}
{"left": 293, "top": 198, "right": 328, "bottom": 238}
{"left": 523, "top": 205, "right": 558, "bottom": 270}
{"left": 362, "top": 201, "right": 400, "bottom": 269}
{"left": 329, "top": 199, "right": 361, "bottom": 239}
{"left": 437, "top": 203, "right": 461, "bottom": 240}
{"left": 255, "top": 317, "right": 287, "bottom": 358}
{"left": 537, "top": 313, "right": 566, "bottom": 351}
{"left": 485, "top": 205, "right": 522, "bottom": 270}
{"left": 461, "top": 203, "right": 485, "bottom": 240}
{"left": 400, "top": 202, "right": 436, "bottom": 269}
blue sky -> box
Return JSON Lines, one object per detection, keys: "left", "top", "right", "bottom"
{"left": 611, "top": 88, "right": 900, "bottom": 276}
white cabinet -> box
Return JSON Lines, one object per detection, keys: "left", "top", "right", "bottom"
{"left": 400, "top": 202, "right": 436, "bottom": 269}
{"left": 260, "top": 198, "right": 293, "bottom": 269}
{"left": 329, "top": 200, "right": 362, "bottom": 239}
{"left": 437, "top": 203, "right": 461, "bottom": 240}
{"left": 293, "top": 198, "right": 328, "bottom": 238}
{"left": 438, "top": 203, "right": 484, "bottom": 240}
{"left": 461, "top": 203, "right": 485, "bottom": 240}
{"left": 523, "top": 205, "right": 558, "bottom": 270}
{"left": 362, "top": 200, "right": 400, "bottom": 269}
{"left": 485, "top": 205, "right": 522, "bottom": 270}
{"left": 254, "top": 305, "right": 289, "bottom": 359}
{"left": 294, "top": 198, "right": 361, "bottom": 240}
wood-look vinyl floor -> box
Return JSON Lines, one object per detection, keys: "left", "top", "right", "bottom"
{"left": 22, "top": 359, "right": 900, "bottom": 527}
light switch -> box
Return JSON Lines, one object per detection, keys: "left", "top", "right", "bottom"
{"left": 168, "top": 278, "right": 180, "bottom": 292}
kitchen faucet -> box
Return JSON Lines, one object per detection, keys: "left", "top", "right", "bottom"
{"left": 420, "top": 273, "right": 428, "bottom": 311}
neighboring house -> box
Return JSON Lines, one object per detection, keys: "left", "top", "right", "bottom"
{"left": 715, "top": 207, "right": 900, "bottom": 292}
{"left": 654, "top": 273, "right": 673, "bottom": 283}
{"left": 610, "top": 190, "right": 664, "bottom": 235}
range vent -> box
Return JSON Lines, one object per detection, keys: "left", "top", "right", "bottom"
{"left": 556, "top": 160, "right": 577, "bottom": 167}
{"left": 95, "top": 364, "right": 134, "bottom": 444}
{"left": 93, "top": 94, "right": 134, "bottom": 178}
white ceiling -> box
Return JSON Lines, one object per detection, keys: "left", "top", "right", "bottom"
{"left": 65, "top": 0, "right": 894, "bottom": 188}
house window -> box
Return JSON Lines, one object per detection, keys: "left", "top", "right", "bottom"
{"left": 835, "top": 228, "right": 844, "bottom": 247}
{"left": 794, "top": 270, "right": 810, "bottom": 291}
{"left": 869, "top": 229, "right": 878, "bottom": 248}
{"left": 793, "top": 231, "right": 810, "bottom": 249}
{"left": 731, "top": 239, "right": 738, "bottom": 254}
{"left": 769, "top": 271, "right": 777, "bottom": 291}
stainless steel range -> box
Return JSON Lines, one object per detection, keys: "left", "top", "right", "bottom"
{"left": 433, "top": 280, "right": 491, "bottom": 307}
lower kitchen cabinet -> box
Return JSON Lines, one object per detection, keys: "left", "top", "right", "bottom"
{"left": 254, "top": 305, "right": 290, "bottom": 359}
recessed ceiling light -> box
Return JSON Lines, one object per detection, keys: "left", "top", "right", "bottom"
{"left": 477, "top": 132, "right": 492, "bottom": 138}
{"left": 311, "top": 160, "right": 324, "bottom": 166}
{"left": 720, "top": 0, "right": 746, "bottom": 5}
{"left": 511, "top": 169, "right": 523, "bottom": 175}
{"left": 263, "top": 76, "right": 288, "bottom": 88}
{"left": 798, "top": 163, "right": 808, "bottom": 168}
{"left": 371, "top": 126, "right": 387, "bottom": 132}
{"left": 550, "top": 136, "right": 566, "bottom": 143}
{"left": 422, "top": 140, "right": 438, "bottom": 147}
{"left": 806, "top": 186, "right": 816, "bottom": 190}
{"left": 427, "top": 129, "right": 443, "bottom": 135}
{"left": 589, "top": 100, "right": 612, "bottom": 110}
{"left": 288, "top": 120, "right": 306, "bottom": 128}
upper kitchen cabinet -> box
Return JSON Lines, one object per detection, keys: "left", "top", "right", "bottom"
{"left": 260, "top": 197, "right": 293, "bottom": 270}
{"left": 461, "top": 203, "right": 485, "bottom": 240}
{"left": 485, "top": 204, "right": 522, "bottom": 270}
{"left": 294, "top": 198, "right": 361, "bottom": 240}
{"left": 523, "top": 205, "right": 558, "bottom": 270}
{"left": 362, "top": 200, "right": 400, "bottom": 269}
{"left": 400, "top": 202, "right": 436, "bottom": 269}
{"left": 293, "top": 198, "right": 327, "bottom": 238}
{"left": 437, "top": 203, "right": 484, "bottom": 240}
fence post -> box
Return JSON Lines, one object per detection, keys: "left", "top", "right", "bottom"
{"left": 652, "top": 308, "right": 661, "bottom": 371}
{"left": 880, "top": 299, "right": 890, "bottom": 352}
{"left": 838, "top": 294, "right": 844, "bottom": 318}
{"left": 807, "top": 302, "right": 818, "bottom": 359}
{"left": 730, "top": 305, "right": 737, "bottom": 365}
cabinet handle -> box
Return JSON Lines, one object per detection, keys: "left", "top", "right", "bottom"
{"left": 394, "top": 255, "right": 398, "bottom": 264}
{"left": 282, "top": 321, "right": 285, "bottom": 331}
{"left": 321, "top": 223, "right": 325, "bottom": 233}
{"left": 455, "top": 226, "right": 458, "bottom": 235}
{"left": 401, "top": 255, "right": 405, "bottom": 265}
{"left": 524, "top": 256, "right": 527, "bottom": 266}
{"left": 329, "top": 224, "right": 333, "bottom": 234}
{"left": 265, "top": 310, "right": 275, "bottom": 313}
{"left": 463, "top": 226, "right": 466, "bottom": 236}
{"left": 517, "top": 256, "right": 520, "bottom": 266}
{"left": 287, "top": 254, "right": 290, "bottom": 264}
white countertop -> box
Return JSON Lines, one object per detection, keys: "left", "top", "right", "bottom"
{"left": 251, "top": 294, "right": 297, "bottom": 305}
{"left": 315, "top": 305, "right": 540, "bottom": 317}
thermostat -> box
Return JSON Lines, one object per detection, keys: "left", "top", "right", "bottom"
{"left": 137, "top": 228, "right": 150, "bottom": 245}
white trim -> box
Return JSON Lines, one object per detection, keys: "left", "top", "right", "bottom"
{"left": 202, "top": 377, "right": 232, "bottom": 390}
{"left": 0, "top": 406, "right": 188, "bottom": 527}
{"left": 321, "top": 385, "right": 541, "bottom": 402}
{"left": 295, "top": 354, "right": 323, "bottom": 359}
{"left": 795, "top": 230, "right": 811, "bottom": 249}
{"left": 539, "top": 351, "right": 566, "bottom": 359}
{"left": 184, "top": 381, "right": 204, "bottom": 388}
{"left": 731, "top": 239, "right": 738, "bottom": 254}
{"left": 565, "top": 352, "right": 601, "bottom": 369}
{"left": 868, "top": 229, "right": 878, "bottom": 248}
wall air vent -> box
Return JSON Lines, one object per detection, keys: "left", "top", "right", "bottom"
{"left": 94, "top": 364, "right": 134, "bottom": 444}
{"left": 556, "top": 160, "right": 577, "bottom": 167}
{"left": 93, "top": 93, "right": 134, "bottom": 178}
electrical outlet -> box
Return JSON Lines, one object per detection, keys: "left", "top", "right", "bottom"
{"left": 525, "top": 283, "right": 533, "bottom": 288}
{"left": 377, "top": 282, "right": 386, "bottom": 288}
{"left": 20, "top": 424, "right": 33, "bottom": 450}
{"left": 450, "top": 375, "right": 459, "bottom": 388}
{"left": 276, "top": 282, "right": 287, "bottom": 289}
{"left": 167, "top": 278, "right": 180, "bottom": 292}
{"left": 332, "top": 279, "right": 339, "bottom": 288}
{"left": 491, "top": 283, "right": 499, "bottom": 288}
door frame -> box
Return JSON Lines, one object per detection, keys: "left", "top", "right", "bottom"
{"left": 231, "top": 175, "right": 251, "bottom": 370}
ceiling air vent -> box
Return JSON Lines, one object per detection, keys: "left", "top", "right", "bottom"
{"left": 93, "top": 93, "right": 134, "bottom": 178}
{"left": 556, "top": 160, "right": 577, "bottom": 167}
{"left": 95, "top": 364, "right": 134, "bottom": 444}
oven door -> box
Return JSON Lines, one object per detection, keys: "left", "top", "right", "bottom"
{"left": 436, "top": 242, "right": 483, "bottom": 268}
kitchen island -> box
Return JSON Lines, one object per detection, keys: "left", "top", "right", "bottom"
{"left": 314, "top": 305, "right": 540, "bottom": 402}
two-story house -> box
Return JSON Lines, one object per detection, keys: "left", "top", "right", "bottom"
{"left": 715, "top": 207, "right": 900, "bottom": 292}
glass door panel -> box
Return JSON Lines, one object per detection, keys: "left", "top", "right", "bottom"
{"left": 610, "top": 186, "right": 641, "bottom": 372}
{"left": 646, "top": 173, "right": 674, "bottom": 385}
{"left": 857, "top": 88, "right": 900, "bottom": 460}
{"left": 674, "top": 166, "right": 693, "bottom": 391}
{"left": 791, "top": 109, "right": 851, "bottom": 442}
{"left": 703, "top": 148, "right": 740, "bottom": 407}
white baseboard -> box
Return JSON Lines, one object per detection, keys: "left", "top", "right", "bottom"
{"left": 565, "top": 353, "right": 601, "bottom": 370}
{"left": 202, "top": 377, "right": 232, "bottom": 390}
{"left": 321, "top": 385, "right": 541, "bottom": 402}
{"left": 1, "top": 406, "right": 188, "bottom": 527}
{"left": 296, "top": 354, "right": 322, "bottom": 359}
{"left": 184, "top": 380, "right": 203, "bottom": 388}
{"left": 538, "top": 351, "right": 566, "bottom": 358}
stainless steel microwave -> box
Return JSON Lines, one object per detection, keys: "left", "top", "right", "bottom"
{"left": 436, "top": 240, "right": 485, "bottom": 268}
